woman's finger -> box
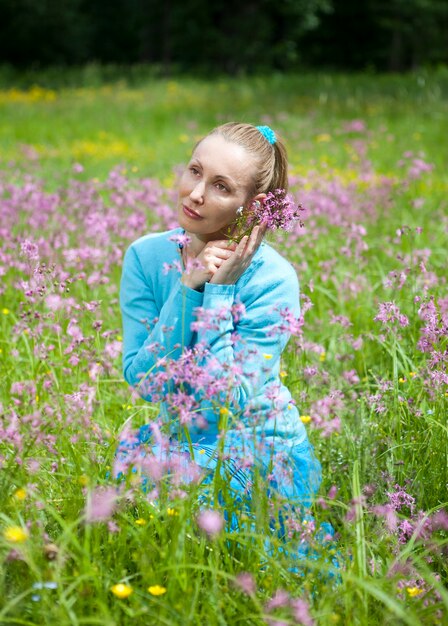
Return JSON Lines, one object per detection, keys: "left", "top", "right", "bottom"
{"left": 207, "top": 247, "right": 235, "bottom": 260}
{"left": 245, "top": 225, "right": 261, "bottom": 257}
{"left": 257, "top": 223, "right": 267, "bottom": 242}
{"left": 252, "top": 224, "right": 266, "bottom": 253}
{"left": 209, "top": 239, "right": 238, "bottom": 250}
{"left": 235, "top": 235, "right": 249, "bottom": 259}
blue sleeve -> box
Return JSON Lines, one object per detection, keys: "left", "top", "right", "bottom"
{"left": 196, "top": 268, "right": 300, "bottom": 410}
{"left": 120, "top": 245, "right": 203, "bottom": 391}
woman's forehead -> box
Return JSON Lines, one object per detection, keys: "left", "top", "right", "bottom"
{"left": 191, "top": 135, "right": 256, "bottom": 184}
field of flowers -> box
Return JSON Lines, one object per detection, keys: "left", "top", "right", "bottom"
{"left": 0, "top": 72, "right": 447, "bottom": 625}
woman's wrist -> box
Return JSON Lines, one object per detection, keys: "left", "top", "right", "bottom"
{"left": 209, "top": 276, "right": 234, "bottom": 285}
{"left": 182, "top": 275, "right": 206, "bottom": 292}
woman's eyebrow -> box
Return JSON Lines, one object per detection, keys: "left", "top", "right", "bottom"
{"left": 193, "top": 158, "right": 236, "bottom": 184}
{"left": 215, "top": 174, "right": 235, "bottom": 183}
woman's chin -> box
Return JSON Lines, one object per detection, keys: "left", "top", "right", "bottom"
{"left": 176, "top": 214, "right": 233, "bottom": 241}
{"left": 177, "top": 213, "right": 193, "bottom": 231}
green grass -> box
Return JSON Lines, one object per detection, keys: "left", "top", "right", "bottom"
{"left": 0, "top": 71, "right": 447, "bottom": 625}
{"left": 1, "top": 69, "right": 447, "bottom": 181}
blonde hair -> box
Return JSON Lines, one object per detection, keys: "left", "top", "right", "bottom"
{"left": 203, "top": 122, "right": 289, "bottom": 195}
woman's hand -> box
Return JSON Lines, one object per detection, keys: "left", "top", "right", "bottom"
{"left": 181, "top": 239, "right": 237, "bottom": 290}
{"left": 209, "top": 225, "right": 266, "bottom": 285}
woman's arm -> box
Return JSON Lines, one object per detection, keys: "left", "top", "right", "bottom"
{"left": 120, "top": 244, "right": 204, "bottom": 390}
{"left": 195, "top": 262, "right": 300, "bottom": 412}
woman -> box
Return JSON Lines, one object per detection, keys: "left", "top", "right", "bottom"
{"left": 118, "top": 122, "right": 322, "bottom": 531}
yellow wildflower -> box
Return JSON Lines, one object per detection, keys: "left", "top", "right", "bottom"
{"left": 279, "top": 370, "right": 287, "bottom": 378}
{"left": 135, "top": 518, "right": 147, "bottom": 526}
{"left": 399, "top": 377, "right": 406, "bottom": 383}
{"left": 406, "top": 586, "right": 424, "bottom": 598}
{"left": 167, "top": 508, "right": 178, "bottom": 516}
{"left": 219, "top": 407, "right": 230, "bottom": 416}
{"left": 3, "top": 525, "right": 28, "bottom": 543}
{"left": 78, "top": 475, "right": 89, "bottom": 486}
{"left": 319, "top": 352, "right": 326, "bottom": 362}
{"left": 300, "top": 415, "right": 312, "bottom": 424}
{"left": 14, "top": 488, "right": 27, "bottom": 501}
{"left": 409, "top": 372, "right": 416, "bottom": 378}
{"left": 148, "top": 584, "right": 167, "bottom": 596}
{"left": 2, "top": 308, "right": 9, "bottom": 315}
{"left": 110, "top": 583, "right": 133, "bottom": 599}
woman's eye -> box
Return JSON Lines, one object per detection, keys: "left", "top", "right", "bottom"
{"left": 189, "top": 167, "right": 200, "bottom": 176}
{"left": 215, "top": 182, "right": 228, "bottom": 192}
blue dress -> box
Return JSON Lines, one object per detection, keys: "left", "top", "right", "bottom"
{"left": 118, "top": 228, "right": 323, "bottom": 514}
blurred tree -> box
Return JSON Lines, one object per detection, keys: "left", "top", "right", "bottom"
{"left": 302, "top": 0, "right": 448, "bottom": 70}
{"left": 133, "top": 0, "right": 332, "bottom": 73}
{"left": 0, "top": 0, "right": 446, "bottom": 71}
{"left": 0, "top": 0, "right": 91, "bottom": 64}
{"left": 0, "top": 0, "right": 332, "bottom": 71}
{"left": 369, "top": 0, "right": 448, "bottom": 70}
{"left": 300, "top": 0, "right": 376, "bottom": 69}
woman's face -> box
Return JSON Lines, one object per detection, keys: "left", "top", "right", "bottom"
{"left": 177, "top": 134, "right": 257, "bottom": 239}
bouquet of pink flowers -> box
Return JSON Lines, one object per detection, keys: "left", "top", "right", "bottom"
{"left": 233, "top": 189, "right": 304, "bottom": 240}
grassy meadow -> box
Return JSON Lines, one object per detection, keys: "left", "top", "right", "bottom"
{"left": 0, "top": 70, "right": 447, "bottom": 625}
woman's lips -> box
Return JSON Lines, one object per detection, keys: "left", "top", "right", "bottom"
{"left": 182, "top": 205, "right": 203, "bottom": 220}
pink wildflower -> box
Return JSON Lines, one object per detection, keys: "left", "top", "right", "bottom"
{"left": 372, "top": 504, "right": 398, "bottom": 532}
{"left": 169, "top": 232, "right": 191, "bottom": 247}
{"left": 20, "top": 239, "right": 39, "bottom": 261}
{"left": 374, "top": 302, "right": 409, "bottom": 327}
{"left": 266, "top": 589, "right": 290, "bottom": 610}
{"left": 85, "top": 486, "right": 119, "bottom": 522}
{"left": 290, "top": 598, "right": 315, "bottom": 626}
{"left": 234, "top": 572, "right": 256, "bottom": 596}
{"left": 196, "top": 510, "right": 224, "bottom": 537}
{"left": 343, "top": 119, "right": 366, "bottom": 133}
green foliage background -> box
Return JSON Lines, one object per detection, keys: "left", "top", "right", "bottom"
{"left": 0, "top": 0, "right": 447, "bottom": 72}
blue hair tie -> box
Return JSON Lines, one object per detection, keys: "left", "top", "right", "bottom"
{"left": 256, "top": 125, "right": 276, "bottom": 145}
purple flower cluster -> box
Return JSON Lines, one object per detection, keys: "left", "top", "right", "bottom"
{"left": 246, "top": 189, "right": 304, "bottom": 232}
{"left": 370, "top": 482, "right": 448, "bottom": 550}
{"left": 374, "top": 301, "right": 409, "bottom": 328}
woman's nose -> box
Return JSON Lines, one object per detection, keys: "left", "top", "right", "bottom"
{"left": 190, "top": 181, "right": 205, "bottom": 203}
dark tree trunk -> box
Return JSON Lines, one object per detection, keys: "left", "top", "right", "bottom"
{"left": 162, "top": 0, "right": 172, "bottom": 76}
{"left": 389, "top": 26, "right": 404, "bottom": 71}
